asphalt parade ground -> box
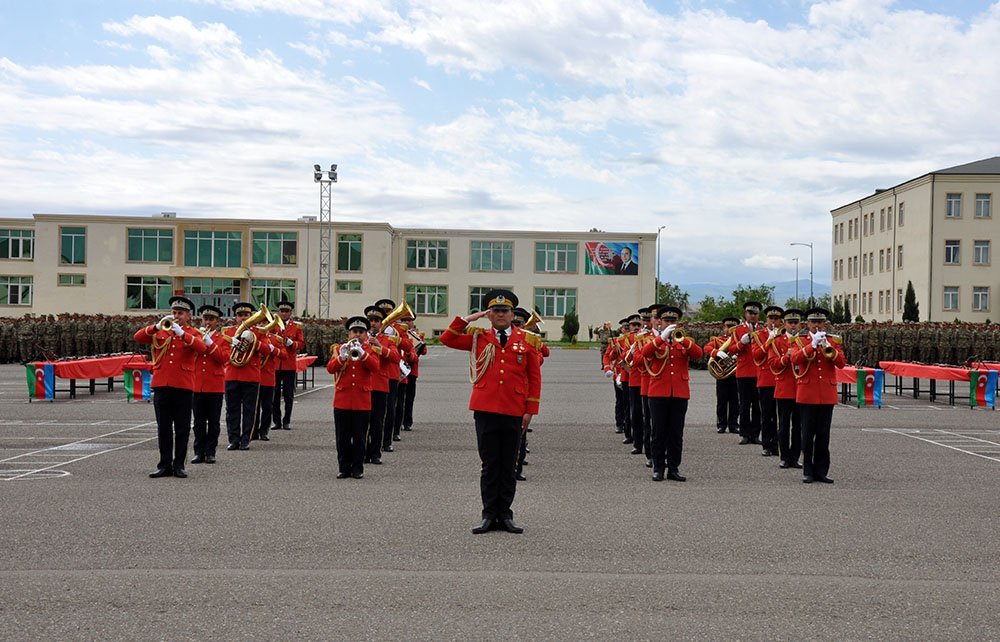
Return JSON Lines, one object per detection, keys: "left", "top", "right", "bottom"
{"left": 1, "top": 347, "right": 999, "bottom": 640}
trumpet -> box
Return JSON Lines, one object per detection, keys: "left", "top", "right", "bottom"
{"left": 347, "top": 339, "right": 365, "bottom": 361}
{"left": 820, "top": 334, "right": 843, "bottom": 360}
{"left": 157, "top": 315, "right": 174, "bottom": 331}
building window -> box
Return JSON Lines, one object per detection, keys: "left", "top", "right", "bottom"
{"left": 534, "top": 287, "right": 577, "bottom": 317}
{"left": 944, "top": 240, "right": 961, "bottom": 265}
{"left": 0, "top": 229, "right": 34, "bottom": 260}
{"left": 878, "top": 290, "right": 884, "bottom": 313}
{"left": 127, "top": 228, "right": 173, "bottom": 263}
{"left": 852, "top": 294, "right": 858, "bottom": 314}
{"left": 945, "top": 193, "right": 962, "bottom": 218}
{"left": 183, "top": 231, "right": 242, "bottom": 268}
{"left": 252, "top": 231, "right": 297, "bottom": 265}
{"left": 973, "top": 287, "right": 990, "bottom": 312}
{"left": 335, "top": 280, "right": 362, "bottom": 292}
{"left": 250, "top": 279, "right": 295, "bottom": 308}
{"left": 126, "top": 276, "right": 171, "bottom": 310}
{"left": 536, "top": 242, "right": 578, "bottom": 273}
{"left": 887, "top": 206, "right": 893, "bottom": 228}
{"left": 880, "top": 209, "right": 885, "bottom": 231}
{"left": 406, "top": 240, "right": 449, "bottom": 270}
{"left": 60, "top": 226, "right": 86, "bottom": 265}
{"left": 185, "top": 278, "right": 240, "bottom": 296}
{"left": 975, "top": 193, "right": 991, "bottom": 218}
{"left": 58, "top": 274, "right": 85, "bottom": 287}
{"left": 897, "top": 245, "right": 903, "bottom": 268}
{"left": 869, "top": 252, "right": 874, "bottom": 274}
{"left": 879, "top": 250, "right": 885, "bottom": 272}
{"left": 898, "top": 203, "right": 905, "bottom": 226}
{"left": 405, "top": 285, "right": 448, "bottom": 315}
{"left": 974, "top": 240, "right": 990, "bottom": 265}
{"left": 898, "top": 289, "right": 903, "bottom": 310}
{"left": 886, "top": 247, "right": 892, "bottom": 269}
{"left": 471, "top": 241, "right": 513, "bottom": 272}
{"left": 848, "top": 220, "right": 853, "bottom": 240}
{"left": 943, "top": 286, "right": 959, "bottom": 311}
{"left": 0, "top": 276, "right": 32, "bottom": 305}
{"left": 337, "top": 234, "right": 363, "bottom": 272}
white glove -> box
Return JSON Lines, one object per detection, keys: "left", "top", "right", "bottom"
{"left": 811, "top": 332, "right": 822, "bottom": 348}
{"left": 383, "top": 325, "right": 395, "bottom": 336}
{"left": 171, "top": 322, "right": 184, "bottom": 337}
{"left": 267, "top": 342, "right": 276, "bottom": 353}
{"left": 716, "top": 350, "right": 729, "bottom": 360}
{"left": 768, "top": 327, "right": 780, "bottom": 339}
{"left": 615, "top": 373, "right": 622, "bottom": 385}
{"left": 740, "top": 332, "right": 751, "bottom": 344}
{"left": 204, "top": 334, "right": 213, "bottom": 347}
{"left": 285, "top": 337, "right": 294, "bottom": 347}
{"left": 339, "top": 344, "right": 349, "bottom": 359}
{"left": 604, "top": 369, "right": 613, "bottom": 378}
{"left": 661, "top": 324, "right": 677, "bottom": 341}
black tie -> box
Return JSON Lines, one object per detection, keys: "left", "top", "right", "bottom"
{"left": 498, "top": 329, "right": 507, "bottom": 348}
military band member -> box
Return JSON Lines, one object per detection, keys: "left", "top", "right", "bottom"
{"left": 512, "top": 307, "right": 547, "bottom": 481}
{"left": 134, "top": 296, "right": 208, "bottom": 478}
{"left": 704, "top": 317, "right": 740, "bottom": 433}
{"left": 603, "top": 318, "right": 629, "bottom": 435}
{"left": 642, "top": 306, "right": 703, "bottom": 481}
{"left": 639, "top": 304, "right": 665, "bottom": 466}
{"left": 625, "top": 310, "right": 647, "bottom": 454}
{"left": 440, "top": 289, "right": 541, "bottom": 535}
{"left": 191, "top": 305, "right": 229, "bottom": 465}
{"left": 374, "top": 299, "right": 411, "bottom": 448}
{"left": 790, "top": 307, "right": 845, "bottom": 484}
{"left": 384, "top": 302, "right": 418, "bottom": 440}
{"left": 726, "top": 301, "right": 763, "bottom": 445}
{"left": 752, "top": 306, "right": 783, "bottom": 457}
{"left": 363, "top": 306, "right": 393, "bottom": 463}
{"left": 223, "top": 302, "right": 264, "bottom": 451}
{"left": 768, "top": 309, "right": 804, "bottom": 469}
{"left": 272, "top": 300, "right": 305, "bottom": 431}
{"left": 399, "top": 316, "right": 427, "bottom": 432}
{"left": 253, "top": 325, "right": 284, "bottom": 441}
{"left": 327, "top": 316, "right": 381, "bottom": 479}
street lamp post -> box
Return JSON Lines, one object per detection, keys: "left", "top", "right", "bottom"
{"left": 793, "top": 257, "right": 799, "bottom": 302}
{"left": 790, "top": 242, "right": 814, "bottom": 307}
{"left": 656, "top": 225, "right": 666, "bottom": 302}
{"left": 314, "top": 163, "right": 338, "bottom": 319}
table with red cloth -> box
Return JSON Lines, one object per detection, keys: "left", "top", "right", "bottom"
{"left": 26, "top": 354, "right": 150, "bottom": 400}
{"left": 836, "top": 366, "right": 884, "bottom": 405}
{"left": 878, "top": 360, "right": 995, "bottom": 406}
{"left": 295, "top": 355, "right": 318, "bottom": 390}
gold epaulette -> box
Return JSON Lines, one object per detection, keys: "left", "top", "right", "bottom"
{"left": 523, "top": 332, "right": 542, "bottom": 349}
{"left": 292, "top": 320, "right": 303, "bottom": 326}
{"left": 464, "top": 326, "right": 486, "bottom": 336}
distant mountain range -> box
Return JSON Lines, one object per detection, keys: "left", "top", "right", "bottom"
{"left": 678, "top": 280, "right": 832, "bottom": 306}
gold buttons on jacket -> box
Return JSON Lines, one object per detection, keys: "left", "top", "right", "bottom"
{"left": 499, "top": 380, "right": 504, "bottom": 385}
{"left": 500, "top": 369, "right": 505, "bottom": 374}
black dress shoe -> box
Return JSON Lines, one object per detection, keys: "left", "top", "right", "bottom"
{"left": 239, "top": 444, "right": 250, "bottom": 451}
{"left": 392, "top": 435, "right": 402, "bottom": 441}
{"left": 525, "top": 448, "right": 530, "bottom": 454}
{"left": 622, "top": 437, "right": 632, "bottom": 444}
{"left": 802, "top": 475, "right": 814, "bottom": 483}
{"left": 521, "top": 460, "right": 528, "bottom": 466}
{"left": 250, "top": 435, "right": 260, "bottom": 441}
{"left": 652, "top": 471, "right": 664, "bottom": 481}
{"left": 728, "top": 428, "right": 739, "bottom": 434}
{"left": 779, "top": 461, "right": 791, "bottom": 469}
{"left": 191, "top": 456, "right": 206, "bottom": 464}
{"left": 351, "top": 472, "right": 364, "bottom": 479}
{"left": 260, "top": 435, "right": 270, "bottom": 441}
{"left": 645, "top": 459, "right": 653, "bottom": 468}
{"left": 282, "top": 424, "right": 291, "bottom": 430}
{"left": 761, "top": 449, "right": 777, "bottom": 457}
{"left": 149, "top": 468, "right": 172, "bottom": 478}
{"left": 614, "top": 428, "right": 624, "bottom": 434}
{"left": 369, "top": 458, "right": 382, "bottom": 465}
{"left": 515, "top": 472, "right": 526, "bottom": 481}
{"left": 383, "top": 444, "right": 394, "bottom": 452}
{"left": 717, "top": 427, "right": 727, "bottom": 434}
{"left": 815, "top": 476, "right": 834, "bottom": 484}
{"left": 226, "top": 443, "right": 238, "bottom": 451}
{"left": 471, "top": 518, "right": 496, "bottom": 534}
{"left": 789, "top": 462, "right": 803, "bottom": 469}
{"left": 498, "top": 518, "right": 523, "bottom": 534}
{"left": 630, "top": 447, "right": 642, "bottom": 455}
{"left": 205, "top": 456, "right": 216, "bottom": 464}
{"left": 336, "top": 472, "right": 350, "bottom": 479}
{"left": 402, "top": 426, "right": 412, "bottom": 431}
{"left": 666, "top": 472, "right": 686, "bottom": 482}
{"left": 738, "top": 438, "right": 752, "bottom": 445}
{"left": 173, "top": 468, "right": 187, "bottom": 478}
{"left": 750, "top": 438, "right": 761, "bottom": 445}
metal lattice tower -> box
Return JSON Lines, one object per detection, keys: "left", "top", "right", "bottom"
{"left": 314, "top": 164, "right": 337, "bottom": 318}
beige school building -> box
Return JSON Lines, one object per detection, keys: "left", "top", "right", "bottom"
{"left": 831, "top": 156, "right": 1000, "bottom": 323}
{"left": 0, "top": 213, "right": 655, "bottom": 338}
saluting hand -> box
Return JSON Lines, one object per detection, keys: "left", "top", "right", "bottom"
{"left": 521, "top": 414, "right": 533, "bottom": 432}
{"left": 462, "top": 310, "right": 490, "bottom": 324}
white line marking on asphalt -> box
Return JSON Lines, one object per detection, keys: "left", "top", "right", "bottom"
{"left": 882, "top": 428, "right": 1000, "bottom": 464}
{"left": 293, "top": 384, "right": 333, "bottom": 398}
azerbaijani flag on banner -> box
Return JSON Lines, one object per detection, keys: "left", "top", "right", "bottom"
{"left": 25, "top": 363, "right": 55, "bottom": 400}
{"left": 856, "top": 367, "right": 883, "bottom": 408}
{"left": 123, "top": 369, "right": 152, "bottom": 401}
{"left": 969, "top": 369, "right": 998, "bottom": 408}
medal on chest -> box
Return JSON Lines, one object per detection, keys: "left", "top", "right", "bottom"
{"left": 511, "top": 341, "right": 525, "bottom": 364}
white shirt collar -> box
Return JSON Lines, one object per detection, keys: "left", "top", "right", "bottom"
{"left": 495, "top": 327, "right": 508, "bottom": 337}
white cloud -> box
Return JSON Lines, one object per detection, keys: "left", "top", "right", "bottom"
{"left": 742, "top": 254, "right": 795, "bottom": 270}
{"left": 103, "top": 15, "right": 241, "bottom": 53}
{"left": 411, "top": 76, "right": 431, "bottom": 91}
{"left": 289, "top": 41, "right": 327, "bottom": 64}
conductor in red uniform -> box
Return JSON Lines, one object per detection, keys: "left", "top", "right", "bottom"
{"left": 134, "top": 296, "right": 208, "bottom": 478}
{"left": 191, "top": 304, "right": 229, "bottom": 464}
{"left": 790, "top": 307, "right": 845, "bottom": 484}
{"left": 327, "top": 316, "right": 381, "bottom": 479}
{"left": 440, "top": 289, "right": 542, "bottom": 534}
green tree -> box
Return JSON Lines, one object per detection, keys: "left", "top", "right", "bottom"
{"left": 783, "top": 294, "right": 831, "bottom": 314}
{"left": 843, "top": 298, "right": 851, "bottom": 323}
{"left": 561, "top": 308, "right": 580, "bottom": 343}
{"left": 692, "top": 295, "right": 740, "bottom": 322}
{"left": 903, "top": 280, "right": 919, "bottom": 322}
{"left": 656, "top": 280, "right": 690, "bottom": 312}
{"left": 732, "top": 283, "right": 775, "bottom": 310}
{"left": 832, "top": 298, "right": 845, "bottom": 323}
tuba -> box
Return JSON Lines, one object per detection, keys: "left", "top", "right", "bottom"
{"left": 380, "top": 300, "right": 415, "bottom": 344}
{"left": 228, "top": 304, "right": 270, "bottom": 367}
{"left": 707, "top": 327, "right": 739, "bottom": 380}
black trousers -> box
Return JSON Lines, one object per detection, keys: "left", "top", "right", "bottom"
{"left": 402, "top": 376, "right": 417, "bottom": 428}
{"left": 334, "top": 408, "right": 369, "bottom": 475}
{"left": 716, "top": 377, "right": 739, "bottom": 431}
{"left": 621, "top": 383, "right": 632, "bottom": 439}
{"left": 799, "top": 403, "right": 833, "bottom": 478}
{"left": 225, "top": 380, "right": 259, "bottom": 447}
{"left": 272, "top": 370, "right": 296, "bottom": 428}
{"left": 758, "top": 386, "right": 777, "bottom": 451}
{"left": 474, "top": 411, "right": 521, "bottom": 520}
{"left": 614, "top": 382, "right": 627, "bottom": 431}
{"left": 383, "top": 380, "right": 399, "bottom": 445}
{"left": 192, "top": 391, "right": 223, "bottom": 458}
{"left": 628, "top": 386, "right": 644, "bottom": 452}
{"left": 516, "top": 430, "right": 528, "bottom": 475}
{"left": 367, "top": 390, "right": 387, "bottom": 459}
{"left": 776, "top": 398, "right": 801, "bottom": 464}
{"left": 642, "top": 395, "right": 652, "bottom": 456}
{"left": 152, "top": 386, "right": 193, "bottom": 471}
{"left": 736, "top": 377, "right": 760, "bottom": 440}
{"left": 648, "top": 396, "right": 689, "bottom": 474}
{"left": 254, "top": 385, "right": 274, "bottom": 437}
{"left": 393, "top": 380, "right": 408, "bottom": 433}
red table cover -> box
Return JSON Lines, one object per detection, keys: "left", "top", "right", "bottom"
{"left": 296, "top": 355, "right": 317, "bottom": 372}
{"left": 878, "top": 361, "right": 973, "bottom": 382}
{"left": 31, "top": 354, "right": 149, "bottom": 379}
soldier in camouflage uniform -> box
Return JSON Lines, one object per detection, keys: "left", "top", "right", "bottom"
{"left": 955, "top": 323, "right": 973, "bottom": 365}
{"left": 594, "top": 321, "right": 613, "bottom": 367}
{"left": 75, "top": 315, "right": 91, "bottom": 357}
{"left": 0, "top": 318, "right": 12, "bottom": 363}
{"left": 899, "top": 323, "right": 915, "bottom": 362}
{"left": 922, "top": 324, "right": 939, "bottom": 364}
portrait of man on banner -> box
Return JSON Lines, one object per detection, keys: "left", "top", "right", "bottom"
{"left": 584, "top": 242, "right": 640, "bottom": 276}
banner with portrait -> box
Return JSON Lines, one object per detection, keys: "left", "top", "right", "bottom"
{"left": 584, "top": 242, "right": 640, "bottom": 275}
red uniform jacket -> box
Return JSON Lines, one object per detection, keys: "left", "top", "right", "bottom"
{"left": 730, "top": 323, "right": 760, "bottom": 379}
{"left": 194, "top": 328, "right": 230, "bottom": 394}
{"left": 258, "top": 333, "right": 285, "bottom": 387}
{"left": 440, "top": 317, "right": 541, "bottom": 416}
{"left": 409, "top": 340, "right": 427, "bottom": 379}
{"left": 380, "top": 324, "right": 413, "bottom": 382}
{"left": 767, "top": 333, "right": 797, "bottom": 400}
{"left": 327, "top": 344, "right": 380, "bottom": 410}
{"left": 371, "top": 334, "right": 397, "bottom": 393}
{"left": 134, "top": 324, "right": 208, "bottom": 391}
{"left": 790, "top": 339, "right": 847, "bottom": 405}
{"left": 751, "top": 328, "right": 776, "bottom": 388}
{"left": 276, "top": 320, "right": 305, "bottom": 371}
{"left": 626, "top": 333, "right": 645, "bottom": 389}
{"left": 641, "top": 334, "right": 704, "bottom": 399}
{"left": 223, "top": 326, "right": 263, "bottom": 383}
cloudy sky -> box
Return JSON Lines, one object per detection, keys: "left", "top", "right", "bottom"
{"left": 1, "top": 0, "right": 999, "bottom": 287}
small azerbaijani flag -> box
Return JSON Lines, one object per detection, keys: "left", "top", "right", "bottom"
{"left": 856, "top": 367, "right": 883, "bottom": 408}
{"left": 969, "top": 369, "right": 998, "bottom": 409}
{"left": 123, "top": 369, "right": 152, "bottom": 401}
{"left": 26, "top": 363, "right": 55, "bottom": 401}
